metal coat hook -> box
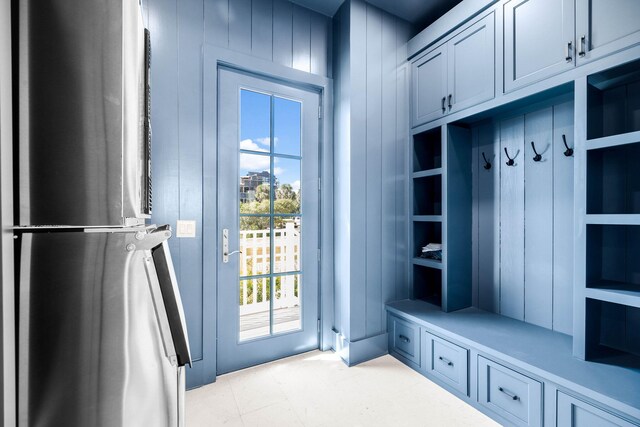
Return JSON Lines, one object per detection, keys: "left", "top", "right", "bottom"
{"left": 562, "top": 134, "right": 573, "bottom": 157}
{"left": 531, "top": 141, "right": 542, "bottom": 162}
{"left": 504, "top": 147, "right": 515, "bottom": 166}
{"left": 482, "top": 152, "right": 492, "bottom": 170}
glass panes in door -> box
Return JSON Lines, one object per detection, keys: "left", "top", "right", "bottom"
{"left": 238, "top": 90, "right": 303, "bottom": 341}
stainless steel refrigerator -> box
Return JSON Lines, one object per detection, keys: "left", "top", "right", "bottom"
{"left": 16, "top": 1, "right": 191, "bottom": 426}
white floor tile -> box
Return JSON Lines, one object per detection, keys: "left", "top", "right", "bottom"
{"left": 186, "top": 351, "right": 500, "bottom": 427}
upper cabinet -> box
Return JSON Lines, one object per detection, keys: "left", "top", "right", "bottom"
{"left": 575, "top": 0, "right": 640, "bottom": 65}
{"left": 412, "top": 13, "right": 495, "bottom": 127}
{"left": 503, "top": 0, "right": 574, "bottom": 92}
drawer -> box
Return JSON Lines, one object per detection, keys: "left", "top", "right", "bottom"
{"left": 424, "top": 332, "right": 468, "bottom": 395}
{"left": 557, "top": 391, "right": 637, "bottom": 427}
{"left": 388, "top": 315, "right": 420, "bottom": 367}
{"left": 478, "top": 356, "right": 542, "bottom": 427}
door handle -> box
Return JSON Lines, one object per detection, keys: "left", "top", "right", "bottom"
{"left": 448, "top": 94, "right": 453, "bottom": 110}
{"left": 565, "top": 41, "right": 573, "bottom": 62}
{"left": 441, "top": 96, "right": 446, "bottom": 113}
{"left": 578, "top": 35, "right": 586, "bottom": 56}
{"left": 222, "top": 229, "right": 242, "bottom": 263}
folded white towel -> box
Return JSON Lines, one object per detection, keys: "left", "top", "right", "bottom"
{"left": 422, "top": 243, "right": 442, "bottom": 252}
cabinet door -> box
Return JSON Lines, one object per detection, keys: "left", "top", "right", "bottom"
{"left": 557, "top": 392, "right": 637, "bottom": 427}
{"left": 504, "top": 0, "right": 575, "bottom": 92}
{"left": 412, "top": 45, "right": 447, "bottom": 127}
{"left": 448, "top": 13, "right": 495, "bottom": 114}
{"left": 575, "top": 0, "right": 640, "bottom": 65}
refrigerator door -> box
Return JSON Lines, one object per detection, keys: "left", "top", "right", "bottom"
{"left": 18, "top": 0, "right": 149, "bottom": 226}
{"left": 18, "top": 230, "right": 182, "bottom": 427}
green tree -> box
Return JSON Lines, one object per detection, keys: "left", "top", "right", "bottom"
{"left": 254, "top": 184, "right": 270, "bottom": 203}
{"left": 276, "top": 183, "right": 296, "bottom": 200}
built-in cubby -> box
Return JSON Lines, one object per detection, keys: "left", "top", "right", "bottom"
{"left": 413, "top": 175, "right": 442, "bottom": 216}
{"left": 413, "top": 265, "right": 442, "bottom": 307}
{"left": 413, "top": 128, "right": 442, "bottom": 173}
{"left": 587, "top": 142, "right": 640, "bottom": 215}
{"left": 587, "top": 58, "right": 640, "bottom": 140}
{"left": 412, "top": 220, "right": 442, "bottom": 263}
{"left": 586, "top": 225, "right": 640, "bottom": 293}
{"left": 585, "top": 299, "right": 640, "bottom": 363}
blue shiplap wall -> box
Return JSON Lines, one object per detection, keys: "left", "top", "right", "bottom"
{"left": 333, "top": 0, "right": 410, "bottom": 363}
{"left": 142, "top": 0, "right": 332, "bottom": 387}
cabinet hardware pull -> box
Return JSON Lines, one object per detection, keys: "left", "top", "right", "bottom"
{"left": 399, "top": 335, "right": 410, "bottom": 343}
{"left": 438, "top": 356, "right": 453, "bottom": 366}
{"left": 579, "top": 35, "right": 586, "bottom": 56}
{"left": 504, "top": 147, "right": 515, "bottom": 167}
{"left": 441, "top": 97, "right": 446, "bottom": 113}
{"left": 530, "top": 141, "right": 542, "bottom": 162}
{"left": 448, "top": 94, "right": 453, "bottom": 110}
{"left": 562, "top": 134, "right": 573, "bottom": 157}
{"left": 565, "top": 41, "right": 573, "bottom": 62}
{"left": 482, "top": 152, "right": 492, "bottom": 170}
{"left": 498, "top": 386, "right": 519, "bottom": 401}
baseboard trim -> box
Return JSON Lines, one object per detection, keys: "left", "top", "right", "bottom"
{"left": 331, "top": 330, "right": 388, "bottom": 366}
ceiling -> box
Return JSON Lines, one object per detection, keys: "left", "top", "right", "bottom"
{"left": 290, "top": 0, "right": 463, "bottom": 29}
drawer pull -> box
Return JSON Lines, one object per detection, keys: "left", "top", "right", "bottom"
{"left": 438, "top": 356, "right": 453, "bottom": 366}
{"left": 498, "top": 386, "right": 520, "bottom": 401}
{"left": 398, "top": 334, "right": 410, "bottom": 343}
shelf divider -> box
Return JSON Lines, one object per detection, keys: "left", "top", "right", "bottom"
{"left": 585, "top": 283, "right": 640, "bottom": 309}
{"left": 413, "top": 215, "right": 443, "bottom": 222}
{"left": 586, "top": 130, "right": 640, "bottom": 151}
{"left": 413, "top": 168, "right": 443, "bottom": 179}
{"left": 412, "top": 257, "right": 443, "bottom": 270}
{"left": 585, "top": 214, "right": 640, "bottom": 225}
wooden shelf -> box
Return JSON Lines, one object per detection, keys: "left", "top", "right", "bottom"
{"left": 585, "top": 282, "right": 640, "bottom": 309}
{"left": 413, "top": 215, "right": 442, "bottom": 222}
{"left": 585, "top": 214, "right": 640, "bottom": 225}
{"left": 412, "top": 257, "right": 443, "bottom": 270}
{"left": 586, "top": 130, "right": 640, "bottom": 150}
{"left": 413, "top": 168, "right": 443, "bottom": 179}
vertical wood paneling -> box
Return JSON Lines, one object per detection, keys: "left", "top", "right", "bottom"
{"left": 349, "top": 0, "right": 367, "bottom": 340}
{"left": 228, "top": 0, "right": 251, "bottom": 54}
{"left": 381, "top": 13, "right": 397, "bottom": 309}
{"left": 476, "top": 123, "right": 499, "bottom": 312}
{"left": 500, "top": 116, "right": 525, "bottom": 321}
{"left": 177, "top": 0, "right": 204, "bottom": 360}
{"left": 205, "top": 0, "right": 228, "bottom": 47}
{"left": 310, "top": 16, "right": 329, "bottom": 77}
{"left": 365, "top": 5, "right": 383, "bottom": 334}
{"left": 553, "top": 101, "right": 574, "bottom": 335}
{"left": 396, "top": 21, "right": 410, "bottom": 301}
{"left": 149, "top": 0, "right": 181, "bottom": 283}
{"left": 251, "top": 0, "right": 273, "bottom": 60}
{"left": 524, "top": 108, "right": 554, "bottom": 329}
{"left": 272, "top": 0, "right": 293, "bottom": 68}
{"left": 292, "top": 5, "right": 311, "bottom": 72}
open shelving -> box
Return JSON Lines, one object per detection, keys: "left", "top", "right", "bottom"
{"left": 580, "top": 59, "right": 640, "bottom": 365}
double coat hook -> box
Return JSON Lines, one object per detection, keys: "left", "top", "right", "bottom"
{"left": 482, "top": 152, "right": 492, "bottom": 170}
{"left": 562, "top": 134, "right": 573, "bottom": 157}
{"left": 531, "top": 141, "right": 542, "bottom": 162}
{"left": 504, "top": 147, "right": 515, "bottom": 166}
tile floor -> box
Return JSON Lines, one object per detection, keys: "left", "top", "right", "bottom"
{"left": 186, "top": 350, "right": 500, "bottom": 426}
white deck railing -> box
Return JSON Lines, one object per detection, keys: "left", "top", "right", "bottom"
{"left": 239, "top": 221, "right": 300, "bottom": 315}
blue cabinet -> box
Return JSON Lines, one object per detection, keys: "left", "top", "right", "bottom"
{"left": 504, "top": 0, "right": 575, "bottom": 91}
{"left": 557, "top": 392, "right": 637, "bottom": 427}
{"left": 412, "top": 12, "right": 495, "bottom": 127}
{"left": 424, "top": 332, "right": 469, "bottom": 396}
{"left": 576, "top": 0, "right": 640, "bottom": 65}
{"left": 412, "top": 45, "right": 448, "bottom": 126}
{"left": 388, "top": 315, "right": 421, "bottom": 369}
{"left": 478, "top": 356, "right": 543, "bottom": 427}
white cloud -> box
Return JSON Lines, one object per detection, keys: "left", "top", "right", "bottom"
{"left": 273, "top": 167, "right": 284, "bottom": 176}
{"left": 240, "top": 153, "right": 270, "bottom": 172}
{"left": 240, "top": 139, "right": 268, "bottom": 152}
{"left": 291, "top": 180, "right": 301, "bottom": 192}
{"left": 255, "top": 137, "right": 279, "bottom": 147}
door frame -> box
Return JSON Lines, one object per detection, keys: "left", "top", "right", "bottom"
{"left": 202, "top": 44, "right": 334, "bottom": 385}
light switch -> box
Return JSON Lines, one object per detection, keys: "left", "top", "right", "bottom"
{"left": 176, "top": 220, "right": 196, "bottom": 238}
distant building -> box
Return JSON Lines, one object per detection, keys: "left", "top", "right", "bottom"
{"left": 240, "top": 171, "right": 278, "bottom": 203}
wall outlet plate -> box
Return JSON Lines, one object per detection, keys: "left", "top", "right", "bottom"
{"left": 176, "top": 220, "right": 196, "bottom": 238}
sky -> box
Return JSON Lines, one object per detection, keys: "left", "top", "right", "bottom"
{"left": 239, "top": 90, "right": 302, "bottom": 193}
